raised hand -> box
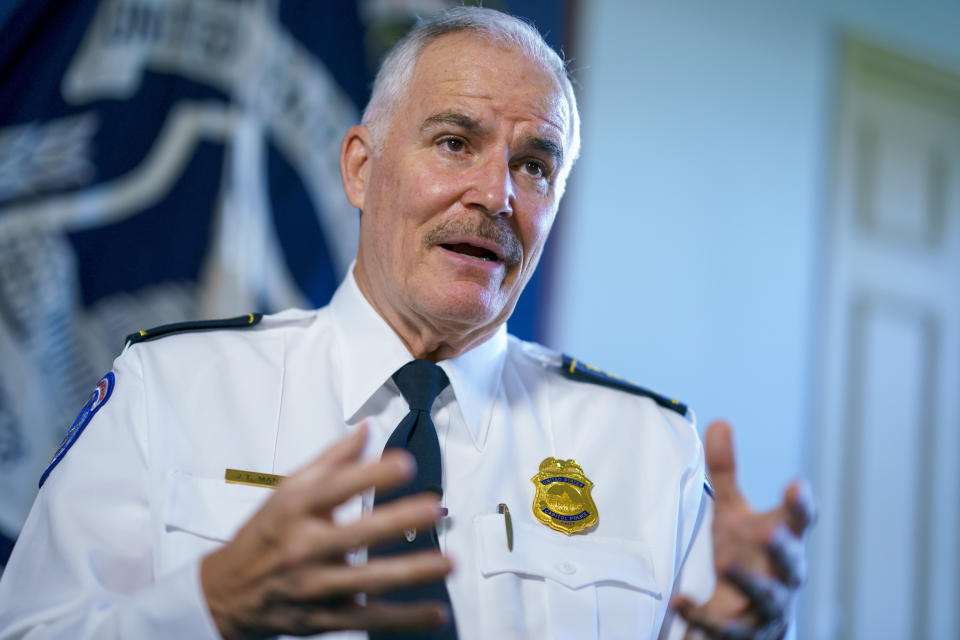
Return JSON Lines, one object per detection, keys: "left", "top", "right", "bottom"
{"left": 200, "top": 424, "right": 453, "bottom": 639}
{"left": 672, "top": 421, "right": 815, "bottom": 640}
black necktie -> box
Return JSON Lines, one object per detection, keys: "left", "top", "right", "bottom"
{"left": 370, "top": 359, "right": 457, "bottom": 639}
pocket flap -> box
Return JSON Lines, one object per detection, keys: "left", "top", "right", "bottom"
{"left": 474, "top": 513, "right": 660, "bottom": 596}
{"left": 163, "top": 470, "right": 272, "bottom": 542}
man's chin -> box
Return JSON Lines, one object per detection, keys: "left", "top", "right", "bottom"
{"left": 416, "top": 281, "right": 510, "bottom": 333}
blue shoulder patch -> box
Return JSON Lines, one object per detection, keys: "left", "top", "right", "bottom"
{"left": 39, "top": 372, "right": 115, "bottom": 488}
{"left": 560, "top": 355, "right": 688, "bottom": 416}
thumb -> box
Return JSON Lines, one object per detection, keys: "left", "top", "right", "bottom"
{"left": 705, "top": 420, "right": 742, "bottom": 503}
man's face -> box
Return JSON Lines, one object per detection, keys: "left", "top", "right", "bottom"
{"left": 346, "top": 32, "right": 572, "bottom": 355}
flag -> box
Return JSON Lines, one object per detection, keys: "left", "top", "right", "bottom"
{"left": 0, "top": 0, "right": 572, "bottom": 569}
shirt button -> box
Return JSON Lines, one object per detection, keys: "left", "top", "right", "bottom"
{"left": 557, "top": 561, "right": 577, "bottom": 575}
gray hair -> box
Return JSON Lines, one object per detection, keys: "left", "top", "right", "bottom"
{"left": 361, "top": 6, "right": 581, "bottom": 174}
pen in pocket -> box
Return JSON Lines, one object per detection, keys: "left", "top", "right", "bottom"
{"left": 497, "top": 502, "right": 513, "bottom": 551}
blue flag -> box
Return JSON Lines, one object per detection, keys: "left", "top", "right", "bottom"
{"left": 0, "top": 0, "right": 571, "bottom": 568}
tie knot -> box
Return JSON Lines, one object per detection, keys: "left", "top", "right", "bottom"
{"left": 393, "top": 359, "right": 449, "bottom": 412}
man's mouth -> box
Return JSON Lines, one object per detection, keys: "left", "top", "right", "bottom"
{"left": 425, "top": 217, "right": 522, "bottom": 268}
{"left": 441, "top": 242, "right": 500, "bottom": 262}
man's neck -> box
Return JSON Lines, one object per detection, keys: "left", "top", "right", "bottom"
{"left": 351, "top": 267, "right": 500, "bottom": 362}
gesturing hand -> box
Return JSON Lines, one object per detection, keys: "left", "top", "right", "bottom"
{"left": 200, "top": 424, "right": 453, "bottom": 639}
{"left": 672, "top": 421, "right": 815, "bottom": 640}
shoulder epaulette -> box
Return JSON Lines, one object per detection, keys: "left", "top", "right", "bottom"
{"left": 125, "top": 313, "right": 263, "bottom": 346}
{"left": 560, "top": 354, "right": 688, "bottom": 416}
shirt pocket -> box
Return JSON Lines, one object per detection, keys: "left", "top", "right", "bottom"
{"left": 158, "top": 470, "right": 273, "bottom": 573}
{"left": 473, "top": 513, "right": 663, "bottom": 640}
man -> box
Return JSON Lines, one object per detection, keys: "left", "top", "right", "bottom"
{"left": 0, "top": 7, "right": 812, "bottom": 639}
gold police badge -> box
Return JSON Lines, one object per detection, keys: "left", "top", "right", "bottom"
{"left": 530, "top": 458, "right": 598, "bottom": 535}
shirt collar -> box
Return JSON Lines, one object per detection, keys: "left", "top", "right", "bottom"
{"left": 440, "top": 324, "right": 507, "bottom": 450}
{"left": 330, "top": 267, "right": 507, "bottom": 449}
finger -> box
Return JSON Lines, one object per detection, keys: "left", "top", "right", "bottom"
{"left": 678, "top": 613, "right": 766, "bottom": 640}
{"left": 322, "top": 493, "right": 444, "bottom": 556}
{"left": 704, "top": 420, "right": 743, "bottom": 504}
{"left": 274, "top": 493, "right": 444, "bottom": 565}
{"left": 311, "top": 423, "right": 370, "bottom": 469}
{"left": 783, "top": 479, "right": 816, "bottom": 536}
{"left": 671, "top": 594, "right": 752, "bottom": 640}
{"left": 250, "top": 451, "right": 419, "bottom": 556}
{"left": 245, "top": 492, "right": 442, "bottom": 579}
{"left": 278, "top": 550, "right": 452, "bottom": 601}
{"left": 277, "top": 423, "right": 373, "bottom": 490}
{"left": 681, "top": 623, "right": 703, "bottom": 640}
{"left": 767, "top": 524, "right": 807, "bottom": 588}
{"left": 723, "top": 565, "right": 791, "bottom": 624}
{"left": 672, "top": 595, "right": 703, "bottom": 640}
{"left": 303, "top": 600, "right": 450, "bottom": 633}
{"left": 285, "top": 448, "right": 417, "bottom": 514}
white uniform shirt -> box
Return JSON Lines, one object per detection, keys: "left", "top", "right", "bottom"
{"left": 0, "top": 272, "right": 715, "bottom": 640}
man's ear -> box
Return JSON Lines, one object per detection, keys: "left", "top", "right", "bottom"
{"left": 340, "top": 125, "right": 373, "bottom": 210}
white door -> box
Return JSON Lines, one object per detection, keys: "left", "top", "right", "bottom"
{"left": 804, "top": 40, "right": 960, "bottom": 639}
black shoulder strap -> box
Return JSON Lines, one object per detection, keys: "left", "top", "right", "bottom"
{"left": 560, "top": 354, "right": 688, "bottom": 416}
{"left": 125, "top": 313, "right": 263, "bottom": 346}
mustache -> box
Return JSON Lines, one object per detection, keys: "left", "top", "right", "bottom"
{"left": 424, "top": 216, "right": 522, "bottom": 267}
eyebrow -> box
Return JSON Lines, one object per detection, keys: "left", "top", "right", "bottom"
{"left": 421, "top": 110, "right": 565, "bottom": 166}
{"left": 421, "top": 111, "right": 485, "bottom": 134}
{"left": 525, "top": 136, "right": 564, "bottom": 167}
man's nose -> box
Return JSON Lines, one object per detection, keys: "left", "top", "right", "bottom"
{"left": 464, "top": 154, "right": 515, "bottom": 216}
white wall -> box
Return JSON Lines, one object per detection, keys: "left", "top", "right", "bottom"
{"left": 548, "top": 0, "right": 960, "bottom": 511}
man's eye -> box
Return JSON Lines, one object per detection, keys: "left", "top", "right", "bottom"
{"left": 524, "top": 160, "right": 547, "bottom": 177}
{"left": 441, "top": 138, "right": 465, "bottom": 152}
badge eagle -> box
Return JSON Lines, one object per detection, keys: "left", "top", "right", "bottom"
{"left": 531, "top": 457, "right": 598, "bottom": 535}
